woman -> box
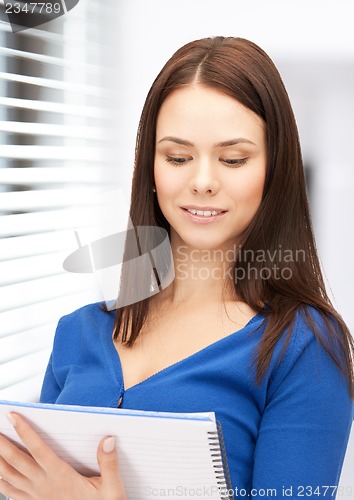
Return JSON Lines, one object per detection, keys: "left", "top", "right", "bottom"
{"left": 0, "top": 36, "right": 353, "bottom": 499}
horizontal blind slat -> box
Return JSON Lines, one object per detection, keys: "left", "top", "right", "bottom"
{"left": 0, "top": 96, "right": 105, "bottom": 117}
{"left": 0, "top": 348, "right": 52, "bottom": 390}
{"left": 0, "top": 146, "right": 104, "bottom": 161}
{"left": 0, "top": 374, "right": 47, "bottom": 403}
{"left": 0, "top": 187, "right": 110, "bottom": 211}
{"left": 0, "top": 121, "right": 111, "bottom": 140}
{"left": 0, "top": 167, "right": 111, "bottom": 185}
{"left": 0, "top": 273, "right": 97, "bottom": 312}
{"left": 1, "top": 147, "right": 107, "bottom": 161}
{"left": 0, "top": 228, "right": 102, "bottom": 261}
{"left": 0, "top": 167, "right": 117, "bottom": 184}
{"left": 0, "top": 251, "right": 72, "bottom": 286}
{"left": 0, "top": 20, "right": 64, "bottom": 41}
{"left": 0, "top": 208, "right": 104, "bottom": 236}
{"left": 0, "top": 324, "right": 56, "bottom": 364}
{"left": 0, "top": 15, "right": 112, "bottom": 43}
{"left": 0, "top": 293, "right": 102, "bottom": 338}
{"left": 0, "top": 46, "right": 104, "bottom": 71}
{"left": 0, "top": 71, "right": 103, "bottom": 95}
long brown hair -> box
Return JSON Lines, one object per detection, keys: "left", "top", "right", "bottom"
{"left": 111, "top": 36, "right": 354, "bottom": 399}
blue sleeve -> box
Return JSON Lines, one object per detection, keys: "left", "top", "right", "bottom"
{"left": 39, "top": 311, "right": 82, "bottom": 404}
{"left": 39, "top": 352, "right": 61, "bottom": 404}
{"left": 251, "top": 311, "right": 353, "bottom": 499}
{"left": 38, "top": 303, "right": 113, "bottom": 407}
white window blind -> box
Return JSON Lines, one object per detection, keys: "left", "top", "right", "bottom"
{"left": 0, "top": 2, "right": 121, "bottom": 403}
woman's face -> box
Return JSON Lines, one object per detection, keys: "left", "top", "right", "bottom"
{"left": 154, "top": 84, "right": 267, "bottom": 251}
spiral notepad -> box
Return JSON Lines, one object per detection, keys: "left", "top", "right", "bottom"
{"left": 0, "top": 400, "right": 231, "bottom": 500}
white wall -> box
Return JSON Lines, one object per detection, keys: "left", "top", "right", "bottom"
{"left": 114, "top": 0, "right": 354, "bottom": 490}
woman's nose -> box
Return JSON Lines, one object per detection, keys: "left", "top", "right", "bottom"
{"left": 190, "top": 158, "right": 220, "bottom": 194}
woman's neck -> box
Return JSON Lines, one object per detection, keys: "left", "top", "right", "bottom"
{"left": 156, "top": 240, "right": 238, "bottom": 306}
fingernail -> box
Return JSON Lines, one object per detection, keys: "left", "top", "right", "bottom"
{"left": 6, "top": 413, "right": 17, "bottom": 427}
{"left": 103, "top": 436, "right": 116, "bottom": 453}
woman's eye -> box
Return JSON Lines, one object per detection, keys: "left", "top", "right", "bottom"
{"left": 165, "top": 156, "right": 190, "bottom": 166}
{"left": 221, "top": 158, "right": 248, "bottom": 167}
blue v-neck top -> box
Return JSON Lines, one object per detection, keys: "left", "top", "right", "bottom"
{"left": 40, "top": 302, "right": 353, "bottom": 498}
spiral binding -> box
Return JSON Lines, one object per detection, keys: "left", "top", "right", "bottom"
{"left": 207, "top": 420, "right": 232, "bottom": 500}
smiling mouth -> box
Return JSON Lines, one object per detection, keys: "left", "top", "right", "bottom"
{"left": 182, "top": 208, "right": 227, "bottom": 217}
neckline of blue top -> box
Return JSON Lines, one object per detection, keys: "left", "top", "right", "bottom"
{"left": 102, "top": 305, "right": 267, "bottom": 395}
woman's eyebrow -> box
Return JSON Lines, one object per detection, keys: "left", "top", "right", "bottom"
{"left": 216, "top": 138, "right": 256, "bottom": 147}
{"left": 157, "top": 136, "right": 256, "bottom": 147}
{"left": 157, "top": 136, "right": 193, "bottom": 146}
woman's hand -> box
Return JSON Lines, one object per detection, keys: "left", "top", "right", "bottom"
{"left": 0, "top": 412, "right": 127, "bottom": 500}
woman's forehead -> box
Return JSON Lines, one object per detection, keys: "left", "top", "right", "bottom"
{"left": 156, "top": 85, "right": 266, "bottom": 148}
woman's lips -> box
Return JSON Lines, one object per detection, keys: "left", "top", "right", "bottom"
{"left": 181, "top": 207, "right": 227, "bottom": 224}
